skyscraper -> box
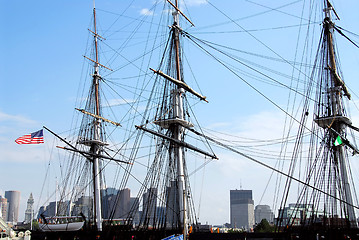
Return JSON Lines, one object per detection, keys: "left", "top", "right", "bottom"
{"left": 166, "top": 181, "right": 179, "bottom": 228}
{"left": 101, "top": 187, "right": 141, "bottom": 221}
{"left": 230, "top": 190, "right": 254, "bottom": 230}
{"left": 129, "top": 197, "right": 140, "bottom": 225}
{"left": 113, "top": 188, "right": 131, "bottom": 219}
{"left": 254, "top": 205, "right": 274, "bottom": 224}
{"left": 5, "top": 191, "right": 20, "bottom": 223}
{"left": 72, "top": 196, "right": 92, "bottom": 219}
{"left": 0, "top": 196, "right": 8, "bottom": 221}
{"left": 142, "top": 188, "right": 157, "bottom": 226}
{"left": 24, "top": 193, "right": 34, "bottom": 223}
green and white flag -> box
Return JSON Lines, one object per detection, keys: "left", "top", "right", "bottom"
{"left": 334, "top": 135, "right": 343, "bottom": 146}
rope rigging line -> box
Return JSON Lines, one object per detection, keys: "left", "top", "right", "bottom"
{"left": 101, "top": 80, "right": 147, "bottom": 124}
{"left": 334, "top": 25, "right": 359, "bottom": 49}
{"left": 53, "top": 131, "right": 177, "bottom": 222}
{"left": 203, "top": 126, "right": 315, "bottom": 143}
{"left": 189, "top": 126, "right": 359, "bottom": 211}
{"left": 195, "top": 0, "right": 308, "bottom": 31}
{"left": 203, "top": 1, "right": 331, "bottom": 103}
{"left": 336, "top": 25, "right": 359, "bottom": 38}
{"left": 98, "top": 0, "right": 136, "bottom": 37}
{"left": 185, "top": 32, "right": 316, "bottom": 102}
{"left": 184, "top": 38, "right": 317, "bottom": 69}
{"left": 183, "top": 32, "right": 327, "bottom": 146}
{"left": 245, "top": 0, "right": 311, "bottom": 22}
{"left": 193, "top": 22, "right": 321, "bottom": 35}
{"left": 97, "top": 13, "right": 167, "bottom": 39}
{"left": 183, "top": 95, "right": 216, "bottom": 157}
{"left": 100, "top": 36, "right": 168, "bottom": 76}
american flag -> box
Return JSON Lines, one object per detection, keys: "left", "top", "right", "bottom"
{"left": 15, "top": 129, "right": 44, "bottom": 144}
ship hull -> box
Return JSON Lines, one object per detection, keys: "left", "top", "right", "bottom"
{"left": 30, "top": 228, "right": 359, "bottom": 240}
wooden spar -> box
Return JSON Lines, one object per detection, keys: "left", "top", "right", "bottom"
{"left": 326, "top": 0, "right": 340, "bottom": 20}
{"left": 172, "top": 1, "right": 188, "bottom": 238}
{"left": 345, "top": 123, "right": 359, "bottom": 133}
{"left": 136, "top": 125, "right": 218, "bottom": 159}
{"left": 92, "top": 7, "right": 103, "bottom": 232}
{"left": 43, "top": 126, "right": 79, "bottom": 152}
{"left": 94, "top": 8, "right": 99, "bottom": 72}
{"left": 56, "top": 146, "right": 132, "bottom": 164}
{"left": 150, "top": 68, "right": 208, "bottom": 102}
{"left": 94, "top": 7, "right": 100, "bottom": 118}
{"left": 326, "top": 128, "right": 359, "bottom": 155}
{"left": 43, "top": 125, "right": 111, "bottom": 162}
{"left": 327, "top": 65, "right": 351, "bottom": 99}
{"left": 75, "top": 108, "right": 121, "bottom": 126}
{"left": 166, "top": 0, "right": 195, "bottom": 27}
{"left": 323, "top": 0, "right": 357, "bottom": 226}
{"left": 83, "top": 56, "right": 113, "bottom": 71}
{"left": 88, "top": 29, "right": 106, "bottom": 40}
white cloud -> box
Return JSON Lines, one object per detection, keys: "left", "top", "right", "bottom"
{"left": 0, "top": 145, "right": 45, "bottom": 163}
{"left": 206, "top": 121, "right": 231, "bottom": 130}
{"left": 0, "top": 111, "right": 36, "bottom": 125}
{"left": 181, "top": 0, "right": 208, "bottom": 6}
{"left": 0, "top": 110, "right": 42, "bottom": 146}
{"left": 206, "top": 110, "right": 291, "bottom": 143}
{"left": 140, "top": 8, "right": 154, "bottom": 16}
{"left": 0, "top": 110, "right": 47, "bottom": 163}
{"left": 104, "top": 98, "right": 135, "bottom": 108}
{"left": 155, "top": 0, "right": 208, "bottom": 15}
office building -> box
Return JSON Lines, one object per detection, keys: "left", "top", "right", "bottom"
{"left": 72, "top": 196, "right": 92, "bottom": 219}
{"left": 277, "top": 203, "right": 314, "bottom": 226}
{"left": 0, "top": 196, "right": 8, "bottom": 221}
{"left": 102, "top": 188, "right": 116, "bottom": 219}
{"left": 5, "top": 191, "right": 20, "bottom": 223}
{"left": 230, "top": 189, "right": 254, "bottom": 230}
{"left": 165, "top": 181, "right": 179, "bottom": 228}
{"left": 254, "top": 205, "right": 274, "bottom": 224}
{"left": 111, "top": 188, "right": 131, "bottom": 219}
{"left": 129, "top": 197, "right": 140, "bottom": 225}
{"left": 142, "top": 188, "right": 157, "bottom": 226}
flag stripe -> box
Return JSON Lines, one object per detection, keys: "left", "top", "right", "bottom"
{"left": 15, "top": 130, "right": 44, "bottom": 144}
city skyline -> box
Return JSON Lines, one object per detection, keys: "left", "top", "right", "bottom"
{"left": 34, "top": 187, "right": 277, "bottom": 228}
{"left": 2, "top": 0, "right": 359, "bottom": 226}
{"left": 1, "top": 186, "right": 343, "bottom": 230}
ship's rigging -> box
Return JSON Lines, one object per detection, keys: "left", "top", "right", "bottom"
{"left": 34, "top": 0, "right": 359, "bottom": 238}
{"left": 275, "top": 0, "right": 359, "bottom": 230}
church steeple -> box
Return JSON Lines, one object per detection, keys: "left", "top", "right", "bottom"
{"left": 24, "top": 193, "right": 34, "bottom": 224}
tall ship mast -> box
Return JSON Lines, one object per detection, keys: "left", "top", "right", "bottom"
{"left": 320, "top": 0, "right": 357, "bottom": 226}
{"left": 85, "top": 6, "right": 104, "bottom": 231}
{"left": 29, "top": 0, "right": 359, "bottom": 239}
{"left": 277, "top": 0, "right": 359, "bottom": 232}
{"left": 132, "top": 0, "right": 217, "bottom": 238}
{"left": 38, "top": 5, "right": 130, "bottom": 234}
{"left": 36, "top": 1, "right": 216, "bottom": 239}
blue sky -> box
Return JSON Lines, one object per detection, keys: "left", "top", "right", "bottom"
{"left": 1, "top": 0, "right": 359, "bottom": 225}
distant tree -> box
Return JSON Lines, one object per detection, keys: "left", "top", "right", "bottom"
{"left": 32, "top": 220, "right": 39, "bottom": 230}
{"left": 253, "top": 219, "right": 274, "bottom": 233}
